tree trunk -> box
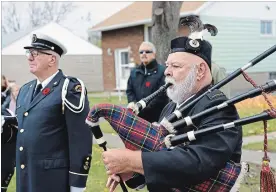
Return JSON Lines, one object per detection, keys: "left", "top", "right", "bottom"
{"left": 151, "top": 1, "right": 183, "bottom": 64}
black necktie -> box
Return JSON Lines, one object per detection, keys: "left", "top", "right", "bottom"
{"left": 32, "top": 84, "right": 42, "bottom": 100}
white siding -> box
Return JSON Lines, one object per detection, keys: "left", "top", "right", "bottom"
{"left": 201, "top": 2, "right": 276, "bottom": 20}
{"left": 2, "top": 55, "right": 103, "bottom": 92}
{"left": 200, "top": 16, "right": 276, "bottom": 73}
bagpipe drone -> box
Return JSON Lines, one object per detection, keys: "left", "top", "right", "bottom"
{"left": 86, "top": 15, "right": 276, "bottom": 192}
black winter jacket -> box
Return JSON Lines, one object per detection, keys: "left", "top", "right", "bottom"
{"left": 126, "top": 59, "right": 169, "bottom": 122}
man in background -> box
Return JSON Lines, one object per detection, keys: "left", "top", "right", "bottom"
{"left": 126, "top": 41, "right": 169, "bottom": 123}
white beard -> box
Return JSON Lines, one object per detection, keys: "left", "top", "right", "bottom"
{"left": 166, "top": 65, "right": 197, "bottom": 104}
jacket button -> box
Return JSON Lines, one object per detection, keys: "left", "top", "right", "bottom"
{"left": 21, "top": 164, "right": 25, "bottom": 169}
{"left": 20, "top": 129, "right": 24, "bottom": 133}
{"left": 24, "top": 112, "right": 28, "bottom": 116}
{"left": 19, "top": 147, "right": 24, "bottom": 151}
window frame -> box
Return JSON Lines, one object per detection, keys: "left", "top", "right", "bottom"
{"left": 260, "top": 20, "right": 274, "bottom": 37}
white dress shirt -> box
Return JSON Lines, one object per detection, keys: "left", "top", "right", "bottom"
{"left": 35, "top": 70, "right": 59, "bottom": 90}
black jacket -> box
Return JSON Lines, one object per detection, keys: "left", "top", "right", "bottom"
{"left": 1, "top": 108, "right": 17, "bottom": 192}
{"left": 127, "top": 86, "right": 242, "bottom": 191}
{"left": 126, "top": 59, "right": 169, "bottom": 122}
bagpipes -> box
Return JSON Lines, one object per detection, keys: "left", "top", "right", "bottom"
{"left": 129, "top": 83, "right": 172, "bottom": 114}
{"left": 1, "top": 109, "right": 18, "bottom": 145}
{"left": 86, "top": 43, "right": 276, "bottom": 191}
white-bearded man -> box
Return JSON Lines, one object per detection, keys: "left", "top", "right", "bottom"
{"left": 101, "top": 34, "right": 242, "bottom": 192}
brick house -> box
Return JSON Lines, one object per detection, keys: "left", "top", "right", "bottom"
{"left": 91, "top": 1, "right": 276, "bottom": 96}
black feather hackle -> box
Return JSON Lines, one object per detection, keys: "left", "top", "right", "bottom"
{"left": 180, "top": 15, "right": 218, "bottom": 37}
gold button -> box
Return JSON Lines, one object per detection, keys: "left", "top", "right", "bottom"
{"left": 19, "top": 147, "right": 23, "bottom": 151}
{"left": 24, "top": 112, "right": 28, "bottom": 116}
{"left": 21, "top": 164, "right": 25, "bottom": 169}
{"left": 20, "top": 129, "right": 24, "bottom": 133}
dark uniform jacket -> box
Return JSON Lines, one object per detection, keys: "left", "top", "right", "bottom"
{"left": 15, "top": 70, "right": 93, "bottom": 192}
{"left": 1, "top": 109, "right": 17, "bottom": 192}
{"left": 129, "top": 85, "right": 243, "bottom": 191}
{"left": 126, "top": 59, "right": 169, "bottom": 122}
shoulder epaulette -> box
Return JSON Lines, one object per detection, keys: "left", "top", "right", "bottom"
{"left": 61, "top": 77, "right": 86, "bottom": 114}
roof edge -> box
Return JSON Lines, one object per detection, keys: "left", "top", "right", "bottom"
{"left": 90, "top": 18, "right": 152, "bottom": 32}
{"left": 90, "top": 9, "right": 199, "bottom": 32}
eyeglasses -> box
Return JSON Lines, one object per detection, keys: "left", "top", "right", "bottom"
{"left": 25, "top": 49, "right": 52, "bottom": 58}
{"left": 139, "top": 50, "right": 153, "bottom": 54}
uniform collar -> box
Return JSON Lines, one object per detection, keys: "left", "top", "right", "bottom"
{"left": 137, "top": 59, "right": 159, "bottom": 74}
{"left": 36, "top": 70, "right": 59, "bottom": 89}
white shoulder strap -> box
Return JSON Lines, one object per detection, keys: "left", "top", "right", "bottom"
{"left": 61, "top": 77, "right": 86, "bottom": 113}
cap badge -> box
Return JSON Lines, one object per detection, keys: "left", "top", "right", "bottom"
{"left": 32, "top": 34, "right": 37, "bottom": 43}
{"left": 75, "top": 85, "right": 82, "bottom": 92}
{"left": 189, "top": 39, "right": 199, "bottom": 48}
{"left": 51, "top": 46, "right": 54, "bottom": 50}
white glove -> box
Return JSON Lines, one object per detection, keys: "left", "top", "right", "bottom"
{"left": 127, "top": 102, "right": 139, "bottom": 114}
{"left": 70, "top": 186, "right": 86, "bottom": 192}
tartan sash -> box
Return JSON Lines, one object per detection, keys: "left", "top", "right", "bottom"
{"left": 87, "top": 103, "right": 241, "bottom": 191}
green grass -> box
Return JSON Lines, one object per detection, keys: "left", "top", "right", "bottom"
{"left": 239, "top": 163, "right": 276, "bottom": 192}
{"left": 7, "top": 145, "right": 148, "bottom": 192}
{"left": 88, "top": 96, "right": 127, "bottom": 134}
{"left": 7, "top": 146, "right": 275, "bottom": 192}
{"left": 88, "top": 96, "right": 127, "bottom": 106}
{"left": 237, "top": 109, "right": 276, "bottom": 137}
{"left": 6, "top": 96, "right": 276, "bottom": 191}
{"left": 243, "top": 139, "right": 276, "bottom": 152}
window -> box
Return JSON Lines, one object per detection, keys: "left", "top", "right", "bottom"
{"left": 260, "top": 20, "right": 273, "bottom": 35}
{"left": 144, "top": 25, "right": 153, "bottom": 42}
{"left": 269, "top": 72, "right": 276, "bottom": 80}
{"left": 120, "top": 51, "right": 130, "bottom": 79}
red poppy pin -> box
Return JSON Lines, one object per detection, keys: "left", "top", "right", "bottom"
{"left": 42, "top": 88, "right": 50, "bottom": 95}
{"left": 145, "top": 81, "right": 151, "bottom": 87}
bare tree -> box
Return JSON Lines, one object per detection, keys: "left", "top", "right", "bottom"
{"left": 151, "top": 1, "right": 183, "bottom": 64}
{"left": 28, "top": 2, "right": 44, "bottom": 28}
{"left": 2, "top": 2, "right": 77, "bottom": 34}
{"left": 55, "top": 2, "right": 76, "bottom": 23}
{"left": 2, "top": 26, "right": 8, "bottom": 34}
{"left": 2, "top": 2, "right": 22, "bottom": 33}
{"left": 29, "top": 2, "right": 76, "bottom": 27}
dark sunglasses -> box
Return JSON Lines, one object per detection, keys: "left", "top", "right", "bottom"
{"left": 139, "top": 50, "right": 153, "bottom": 54}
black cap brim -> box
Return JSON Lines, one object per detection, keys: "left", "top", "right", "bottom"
{"left": 24, "top": 45, "right": 50, "bottom": 50}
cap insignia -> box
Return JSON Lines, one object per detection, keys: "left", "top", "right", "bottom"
{"left": 32, "top": 34, "right": 37, "bottom": 43}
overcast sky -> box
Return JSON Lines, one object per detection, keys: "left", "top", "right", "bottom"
{"left": 63, "top": 1, "right": 133, "bottom": 38}
{"left": 2, "top": 1, "right": 133, "bottom": 39}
